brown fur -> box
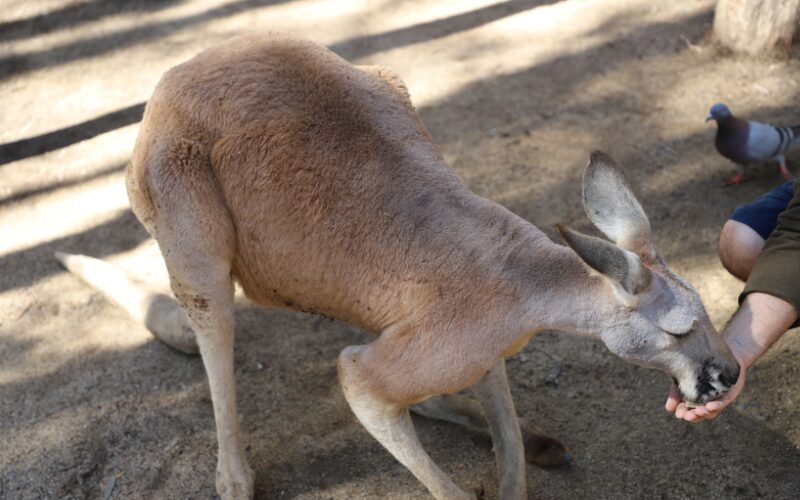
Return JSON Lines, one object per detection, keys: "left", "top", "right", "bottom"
{"left": 106, "top": 33, "right": 739, "bottom": 499}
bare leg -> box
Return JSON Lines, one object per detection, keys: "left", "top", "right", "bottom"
{"left": 469, "top": 360, "right": 525, "bottom": 500}
{"left": 411, "top": 395, "right": 570, "bottom": 466}
{"left": 718, "top": 220, "right": 764, "bottom": 281}
{"left": 338, "top": 345, "right": 475, "bottom": 500}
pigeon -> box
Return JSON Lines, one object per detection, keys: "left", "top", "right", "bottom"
{"left": 706, "top": 103, "right": 799, "bottom": 185}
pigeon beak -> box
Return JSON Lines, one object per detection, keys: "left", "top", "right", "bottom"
{"left": 705, "top": 114, "right": 713, "bottom": 122}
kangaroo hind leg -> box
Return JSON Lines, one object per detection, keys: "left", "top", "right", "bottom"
{"left": 147, "top": 138, "right": 252, "bottom": 499}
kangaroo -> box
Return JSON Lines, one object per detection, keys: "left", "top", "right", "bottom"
{"left": 56, "top": 33, "right": 740, "bottom": 500}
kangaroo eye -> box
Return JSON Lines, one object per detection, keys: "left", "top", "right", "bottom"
{"left": 664, "top": 322, "right": 695, "bottom": 338}
{"left": 659, "top": 317, "right": 695, "bottom": 337}
{"left": 665, "top": 329, "right": 690, "bottom": 338}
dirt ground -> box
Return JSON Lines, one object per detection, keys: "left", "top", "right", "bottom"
{"left": 1, "top": 0, "right": 799, "bottom": 498}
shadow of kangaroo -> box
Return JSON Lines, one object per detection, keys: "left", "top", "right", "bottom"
{"left": 56, "top": 33, "right": 740, "bottom": 500}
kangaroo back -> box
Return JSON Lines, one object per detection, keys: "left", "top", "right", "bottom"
{"left": 128, "top": 33, "right": 529, "bottom": 333}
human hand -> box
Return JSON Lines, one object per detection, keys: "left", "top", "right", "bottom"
{"left": 664, "top": 292, "right": 796, "bottom": 422}
{"left": 664, "top": 367, "right": 746, "bottom": 422}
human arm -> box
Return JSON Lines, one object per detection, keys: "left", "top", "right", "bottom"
{"left": 666, "top": 292, "right": 796, "bottom": 421}
{"left": 667, "top": 178, "right": 800, "bottom": 421}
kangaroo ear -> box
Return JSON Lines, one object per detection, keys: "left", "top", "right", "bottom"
{"left": 556, "top": 224, "right": 652, "bottom": 303}
{"left": 583, "top": 152, "right": 657, "bottom": 263}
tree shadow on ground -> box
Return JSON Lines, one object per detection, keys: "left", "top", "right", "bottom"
{"left": 0, "top": 209, "right": 148, "bottom": 293}
{"left": 0, "top": 0, "right": 295, "bottom": 82}
{"left": 0, "top": 105, "right": 144, "bottom": 166}
{"left": 0, "top": 162, "right": 126, "bottom": 206}
{"left": 413, "top": 4, "right": 800, "bottom": 264}
{"left": 330, "top": 0, "right": 561, "bottom": 60}
{"left": 0, "top": 0, "right": 181, "bottom": 43}
{"left": 0, "top": 337, "right": 210, "bottom": 499}
{"left": 0, "top": 0, "right": 557, "bottom": 163}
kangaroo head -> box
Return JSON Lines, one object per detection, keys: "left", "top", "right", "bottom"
{"left": 556, "top": 151, "right": 740, "bottom": 405}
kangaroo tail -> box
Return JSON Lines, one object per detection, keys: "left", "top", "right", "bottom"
{"left": 55, "top": 252, "right": 199, "bottom": 354}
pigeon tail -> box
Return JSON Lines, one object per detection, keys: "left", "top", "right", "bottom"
{"left": 791, "top": 125, "right": 800, "bottom": 147}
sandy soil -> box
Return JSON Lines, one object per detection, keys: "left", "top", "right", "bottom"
{"left": 1, "top": 1, "right": 799, "bottom": 498}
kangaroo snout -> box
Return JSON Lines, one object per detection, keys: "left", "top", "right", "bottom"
{"left": 719, "top": 363, "right": 741, "bottom": 388}
{"left": 684, "top": 357, "right": 740, "bottom": 405}
{"left": 701, "top": 358, "right": 740, "bottom": 401}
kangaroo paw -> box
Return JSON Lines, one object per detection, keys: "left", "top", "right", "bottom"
{"left": 519, "top": 419, "right": 571, "bottom": 467}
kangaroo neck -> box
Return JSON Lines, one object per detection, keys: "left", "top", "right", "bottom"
{"left": 514, "top": 241, "right": 619, "bottom": 339}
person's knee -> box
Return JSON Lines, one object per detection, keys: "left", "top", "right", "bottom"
{"left": 718, "top": 220, "right": 765, "bottom": 281}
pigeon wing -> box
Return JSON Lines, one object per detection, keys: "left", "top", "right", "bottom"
{"left": 746, "top": 121, "right": 786, "bottom": 160}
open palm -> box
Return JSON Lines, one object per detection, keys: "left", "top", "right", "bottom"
{"left": 665, "top": 367, "right": 746, "bottom": 422}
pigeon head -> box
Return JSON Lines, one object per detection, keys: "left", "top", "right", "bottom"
{"left": 706, "top": 103, "right": 732, "bottom": 123}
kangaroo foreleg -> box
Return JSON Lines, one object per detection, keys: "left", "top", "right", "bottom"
{"left": 469, "top": 360, "right": 525, "bottom": 500}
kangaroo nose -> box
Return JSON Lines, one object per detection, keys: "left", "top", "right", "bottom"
{"left": 719, "top": 364, "right": 740, "bottom": 388}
